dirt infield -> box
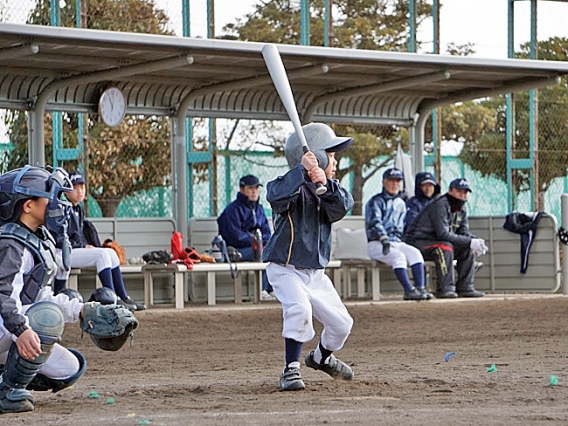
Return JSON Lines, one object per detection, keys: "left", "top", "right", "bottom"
{"left": 3, "top": 295, "right": 568, "bottom": 425}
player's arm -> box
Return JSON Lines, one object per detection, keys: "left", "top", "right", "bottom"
{"left": 266, "top": 165, "right": 306, "bottom": 214}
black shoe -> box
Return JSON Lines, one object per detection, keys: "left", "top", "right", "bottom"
{"left": 403, "top": 287, "right": 426, "bottom": 301}
{"left": 0, "top": 386, "right": 34, "bottom": 414}
{"left": 305, "top": 351, "right": 353, "bottom": 380}
{"left": 279, "top": 362, "right": 305, "bottom": 391}
{"left": 435, "top": 290, "right": 458, "bottom": 299}
{"left": 417, "top": 287, "right": 433, "bottom": 300}
{"left": 457, "top": 290, "right": 485, "bottom": 297}
{"left": 119, "top": 297, "right": 147, "bottom": 311}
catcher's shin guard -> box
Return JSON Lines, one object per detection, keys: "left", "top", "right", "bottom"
{"left": 0, "top": 301, "right": 64, "bottom": 413}
{"left": 26, "top": 349, "right": 86, "bottom": 393}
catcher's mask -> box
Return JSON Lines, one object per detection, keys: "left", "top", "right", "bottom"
{"left": 285, "top": 123, "right": 352, "bottom": 170}
{"left": 0, "top": 165, "right": 73, "bottom": 233}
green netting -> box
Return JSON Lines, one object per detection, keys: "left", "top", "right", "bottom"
{"left": 1, "top": 143, "right": 567, "bottom": 220}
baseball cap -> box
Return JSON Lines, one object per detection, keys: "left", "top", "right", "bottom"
{"left": 382, "top": 168, "right": 403, "bottom": 180}
{"left": 420, "top": 173, "right": 438, "bottom": 186}
{"left": 449, "top": 178, "right": 472, "bottom": 192}
{"left": 69, "top": 171, "right": 85, "bottom": 185}
{"left": 239, "top": 174, "right": 262, "bottom": 187}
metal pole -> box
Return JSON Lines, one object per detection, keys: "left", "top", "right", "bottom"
{"left": 562, "top": 194, "right": 568, "bottom": 294}
{"left": 324, "top": 0, "right": 332, "bottom": 47}
{"left": 408, "top": 0, "right": 416, "bottom": 53}
{"left": 300, "top": 0, "right": 309, "bottom": 46}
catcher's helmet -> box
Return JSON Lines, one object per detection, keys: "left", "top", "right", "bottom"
{"left": 285, "top": 123, "right": 352, "bottom": 170}
{"left": 0, "top": 165, "right": 72, "bottom": 233}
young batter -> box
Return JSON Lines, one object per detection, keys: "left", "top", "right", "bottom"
{"left": 263, "top": 123, "right": 355, "bottom": 391}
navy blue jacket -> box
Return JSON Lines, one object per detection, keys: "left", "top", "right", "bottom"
{"left": 262, "top": 165, "right": 354, "bottom": 269}
{"left": 217, "top": 191, "right": 271, "bottom": 249}
{"left": 67, "top": 203, "right": 88, "bottom": 249}
{"left": 404, "top": 194, "right": 473, "bottom": 249}
{"left": 405, "top": 171, "right": 441, "bottom": 231}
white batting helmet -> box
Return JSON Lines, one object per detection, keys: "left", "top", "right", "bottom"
{"left": 284, "top": 123, "right": 353, "bottom": 170}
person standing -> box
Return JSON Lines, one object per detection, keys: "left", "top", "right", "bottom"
{"left": 217, "top": 174, "right": 275, "bottom": 301}
{"left": 263, "top": 123, "right": 355, "bottom": 391}
{"left": 365, "top": 168, "right": 432, "bottom": 301}
{"left": 404, "top": 178, "right": 487, "bottom": 298}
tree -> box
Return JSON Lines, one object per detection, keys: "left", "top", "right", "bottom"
{"left": 223, "top": 0, "right": 433, "bottom": 214}
{"left": 5, "top": 0, "right": 176, "bottom": 216}
{"left": 458, "top": 37, "right": 568, "bottom": 202}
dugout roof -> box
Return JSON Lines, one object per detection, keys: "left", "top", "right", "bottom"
{"left": 1, "top": 22, "right": 568, "bottom": 239}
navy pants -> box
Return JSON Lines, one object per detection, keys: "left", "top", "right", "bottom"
{"left": 412, "top": 240, "right": 475, "bottom": 294}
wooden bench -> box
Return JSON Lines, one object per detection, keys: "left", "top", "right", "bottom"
{"left": 67, "top": 217, "right": 176, "bottom": 302}
{"left": 332, "top": 214, "right": 560, "bottom": 299}
{"left": 186, "top": 217, "right": 343, "bottom": 305}
{"left": 185, "top": 217, "right": 270, "bottom": 305}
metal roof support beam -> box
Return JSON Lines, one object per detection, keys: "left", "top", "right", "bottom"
{"left": 303, "top": 70, "right": 451, "bottom": 123}
{"left": 412, "top": 75, "right": 562, "bottom": 172}
{"left": 0, "top": 43, "right": 38, "bottom": 61}
{"left": 172, "top": 63, "right": 329, "bottom": 244}
{"left": 29, "top": 54, "right": 194, "bottom": 166}
{"left": 191, "top": 63, "right": 329, "bottom": 98}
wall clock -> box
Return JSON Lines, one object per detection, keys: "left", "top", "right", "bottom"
{"left": 98, "top": 87, "right": 126, "bottom": 127}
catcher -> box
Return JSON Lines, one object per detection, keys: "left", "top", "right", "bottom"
{"left": 0, "top": 166, "right": 138, "bottom": 414}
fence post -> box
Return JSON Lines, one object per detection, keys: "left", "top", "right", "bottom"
{"left": 562, "top": 194, "right": 568, "bottom": 295}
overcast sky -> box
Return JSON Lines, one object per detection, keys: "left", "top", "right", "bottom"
{"left": 185, "top": 0, "right": 568, "bottom": 58}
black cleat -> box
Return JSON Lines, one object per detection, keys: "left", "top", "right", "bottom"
{"left": 403, "top": 287, "right": 426, "bottom": 301}
{"left": 435, "top": 291, "right": 458, "bottom": 299}
{"left": 457, "top": 290, "right": 485, "bottom": 297}
{"left": 279, "top": 363, "right": 305, "bottom": 391}
{"left": 305, "top": 351, "right": 353, "bottom": 380}
{"left": 417, "top": 287, "right": 433, "bottom": 300}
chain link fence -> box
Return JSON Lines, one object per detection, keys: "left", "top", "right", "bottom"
{"left": 0, "top": 1, "right": 567, "bottom": 222}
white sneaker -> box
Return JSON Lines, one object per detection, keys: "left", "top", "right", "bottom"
{"left": 261, "top": 290, "right": 277, "bottom": 301}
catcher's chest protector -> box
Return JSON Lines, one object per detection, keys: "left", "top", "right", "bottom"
{"left": 0, "top": 223, "right": 56, "bottom": 304}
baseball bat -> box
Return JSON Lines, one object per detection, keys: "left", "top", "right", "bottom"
{"left": 261, "top": 44, "right": 327, "bottom": 195}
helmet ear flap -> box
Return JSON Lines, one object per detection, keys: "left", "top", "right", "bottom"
{"left": 0, "top": 199, "right": 14, "bottom": 222}
{"left": 313, "top": 150, "right": 329, "bottom": 171}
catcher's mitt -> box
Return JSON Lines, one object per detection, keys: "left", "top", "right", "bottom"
{"left": 80, "top": 302, "right": 139, "bottom": 351}
{"left": 142, "top": 249, "right": 173, "bottom": 264}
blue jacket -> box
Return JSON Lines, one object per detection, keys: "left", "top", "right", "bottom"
{"left": 217, "top": 191, "right": 271, "bottom": 249}
{"left": 405, "top": 171, "right": 441, "bottom": 231}
{"left": 262, "top": 165, "right": 354, "bottom": 269}
{"left": 67, "top": 203, "right": 88, "bottom": 249}
{"left": 365, "top": 190, "right": 406, "bottom": 242}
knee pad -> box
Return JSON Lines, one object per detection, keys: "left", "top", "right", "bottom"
{"left": 26, "top": 301, "right": 65, "bottom": 349}
{"left": 27, "top": 349, "right": 86, "bottom": 393}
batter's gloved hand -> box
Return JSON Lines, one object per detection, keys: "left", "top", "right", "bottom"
{"left": 380, "top": 235, "right": 391, "bottom": 255}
